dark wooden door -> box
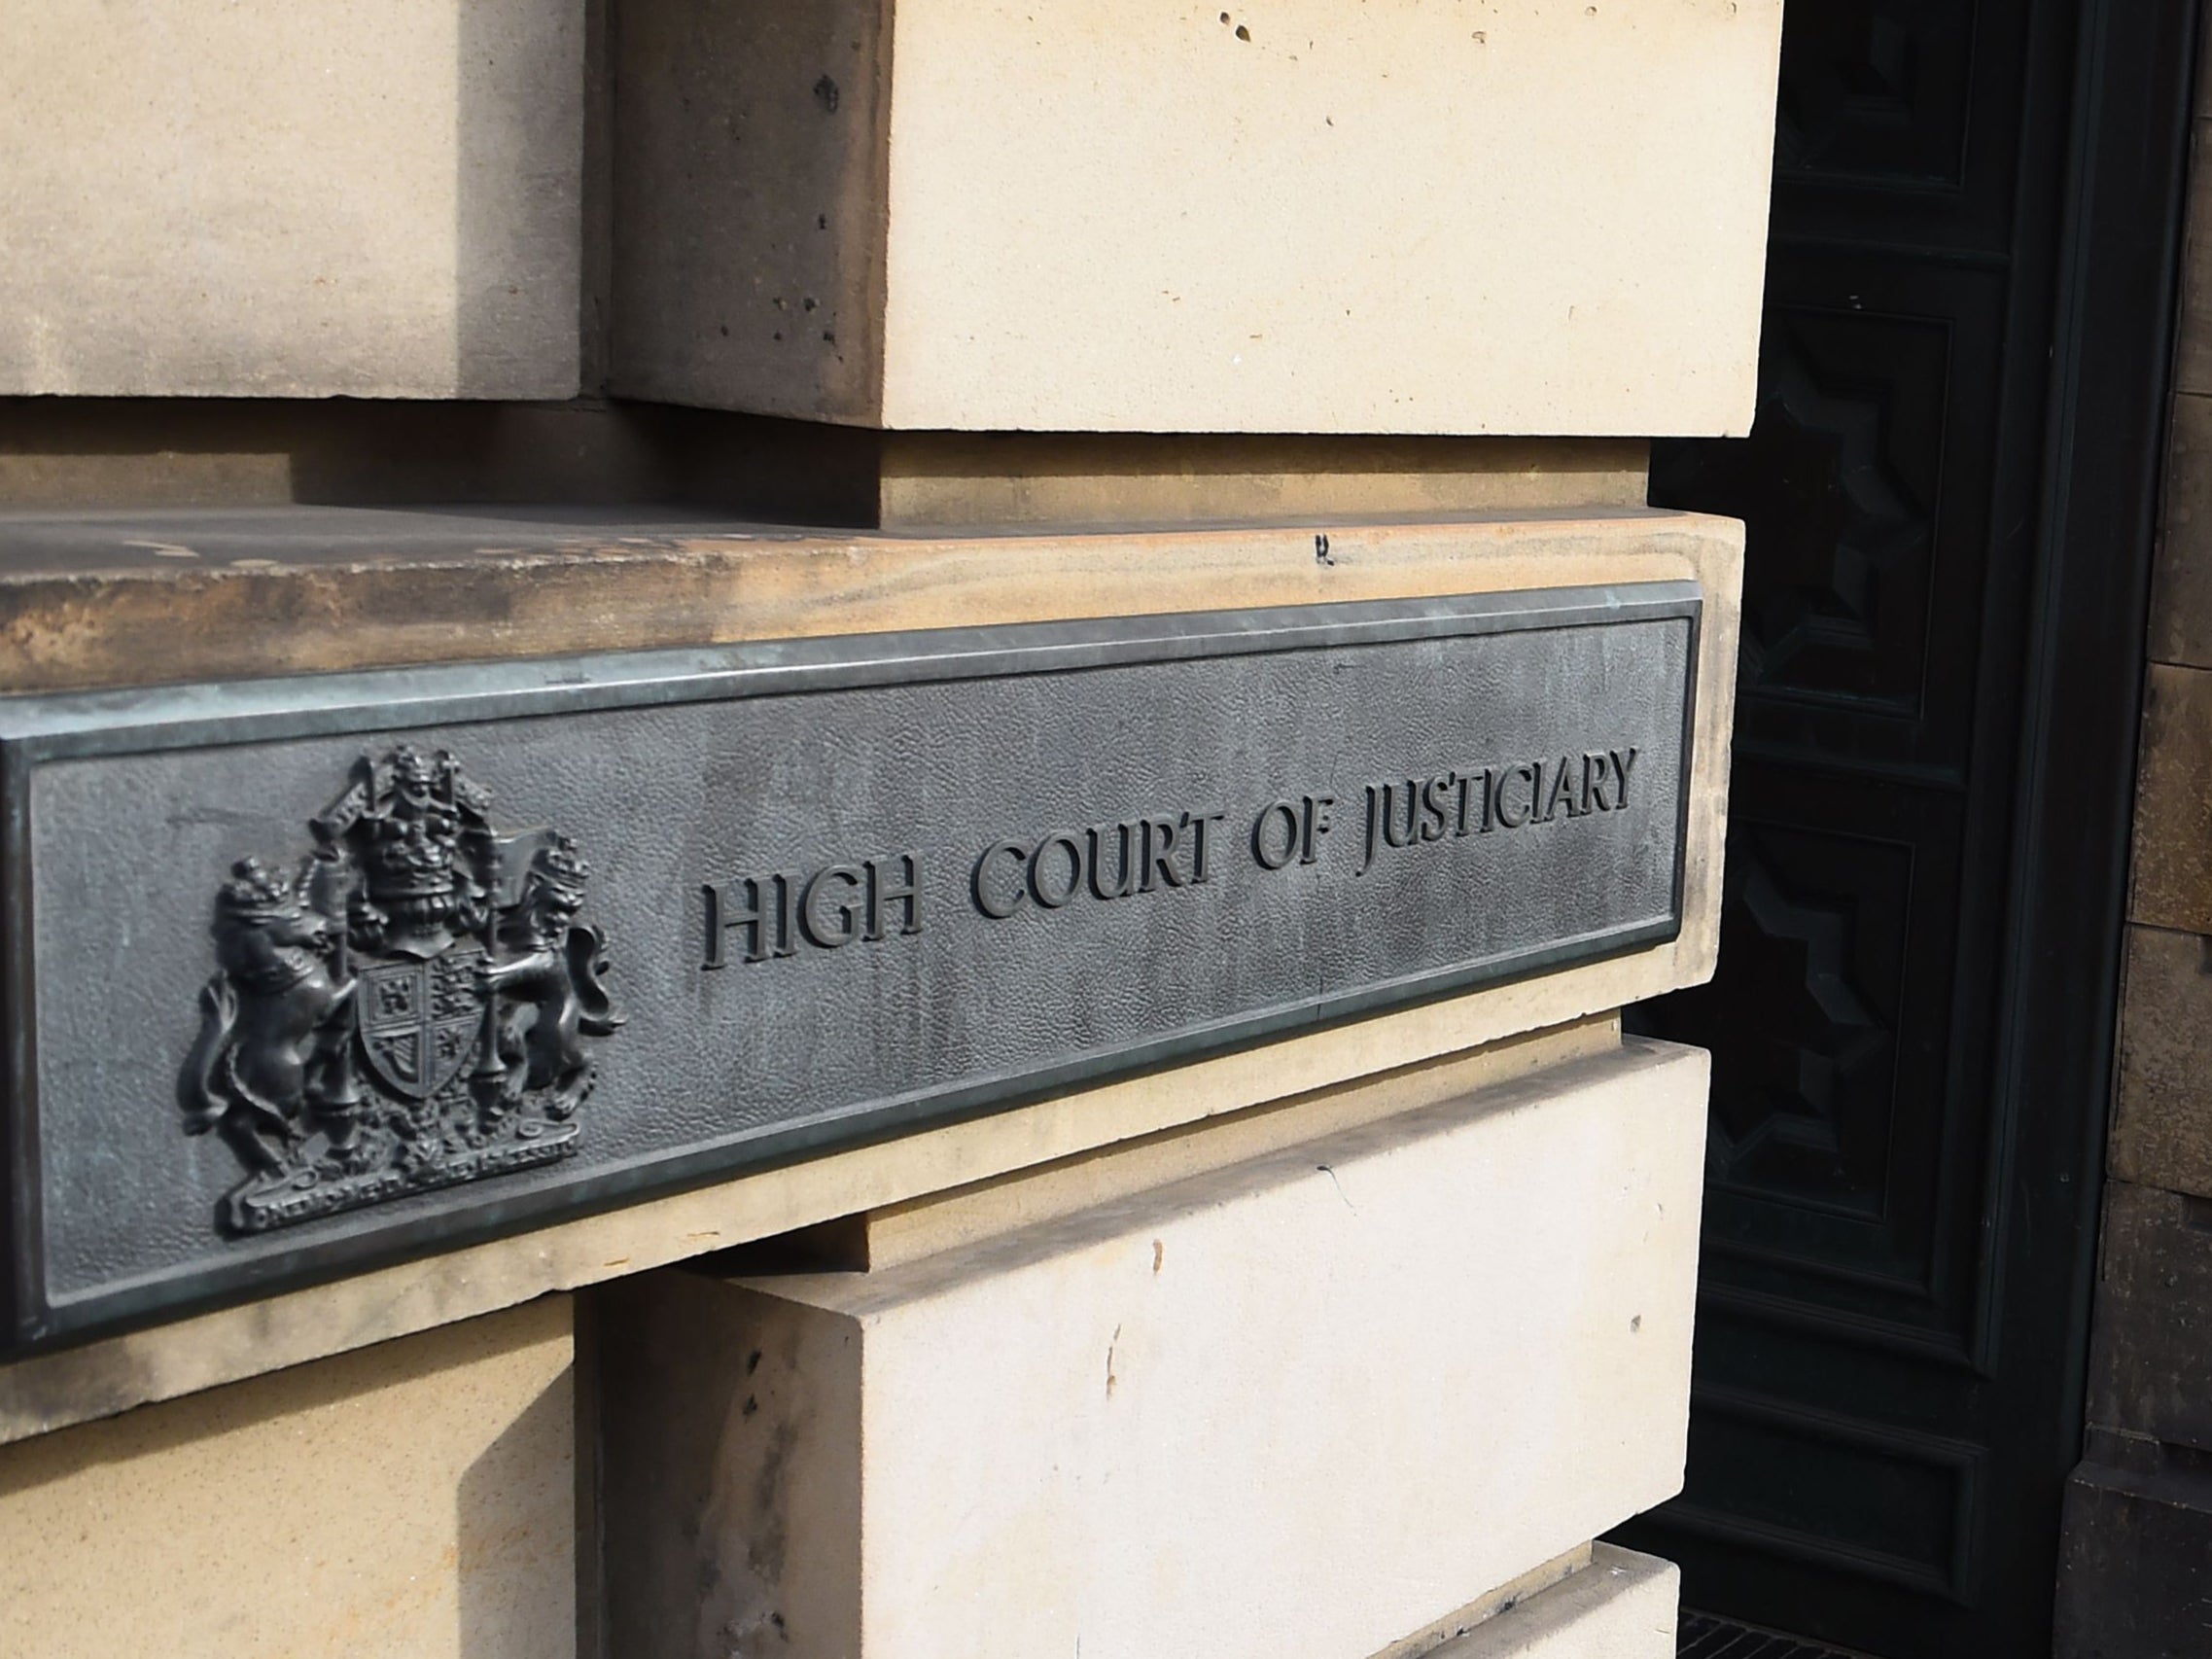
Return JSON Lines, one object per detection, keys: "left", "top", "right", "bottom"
{"left": 1613, "top": 3, "right": 2196, "bottom": 1653}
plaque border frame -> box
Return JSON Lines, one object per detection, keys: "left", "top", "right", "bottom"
{"left": 0, "top": 582, "right": 1701, "bottom": 1350}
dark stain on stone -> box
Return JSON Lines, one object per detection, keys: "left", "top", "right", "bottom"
{"left": 747, "top": 1420, "right": 800, "bottom": 1583}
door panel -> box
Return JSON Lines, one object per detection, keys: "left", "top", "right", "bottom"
{"left": 1614, "top": 1, "right": 2197, "bottom": 1652}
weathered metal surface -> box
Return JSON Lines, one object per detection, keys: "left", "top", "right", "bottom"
{"left": 0, "top": 583, "right": 1698, "bottom": 1348}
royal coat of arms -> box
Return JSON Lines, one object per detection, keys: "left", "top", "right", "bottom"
{"left": 177, "top": 745, "right": 622, "bottom": 1235}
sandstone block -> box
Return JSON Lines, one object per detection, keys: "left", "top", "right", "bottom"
{"left": 0, "top": 0, "right": 582, "bottom": 398}
{"left": 599, "top": 1039, "right": 1706, "bottom": 1659}
{"left": 2150, "top": 393, "right": 2212, "bottom": 667}
{"left": 2129, "top": 662, "right": 2212, "bottom": 933}
{"left": 2110, "top": 925, "right": 2212, "bottom": 1197}
{"left": 0, "top": 1296, "right": 574, "bottom": 1659}
{"left": 2148, "top": 393, "right": 2212, "bottom": 667}
{"left": 612, "top": 0, "right": 1781, "bottom": 434}
{"left": 2086, "top": 1181, "right": 2212, "bottom": 1453}
{"left": 2175, "top": 125, "right": 2212, "bottom": 400}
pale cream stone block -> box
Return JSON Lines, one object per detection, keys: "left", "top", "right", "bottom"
{"left": 0, "top": 1296, "right": 575, "bottom": 1659}
{"left": 1418, "top": 1545, "right": 1678, "bottom": 1659}
{"left": 614, "top": 0, "right": 1780, "bottom": 434}
{"left": 600, "top": 1039, "right": 1706, "bottom": 1659}
{"left": 0, "top": 0, "right": 582, "bottom": 398}
{"left": 857, "top": 1013, "right": 1620, "bottom": 1269}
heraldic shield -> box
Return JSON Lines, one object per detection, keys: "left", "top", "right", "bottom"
{"left": 176, "top": 744, "right": 623, "bottom": 1237}
{"left": 358, "top": 948, "right": 487, "bottom": 1102}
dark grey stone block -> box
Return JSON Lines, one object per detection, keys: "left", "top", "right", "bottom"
{"left": 2054, "top": 1435, "right": 2212, "bottom": 1659}
{"left": 2088, "top": 1182, "right": 2212, "bottom": 1454}
{"left": 2111, "top": 928, "right": 2212, "bottom": 1199}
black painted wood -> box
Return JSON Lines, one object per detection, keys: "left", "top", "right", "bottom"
{"left": 1615, "top": 1, "right": 2198, "bottom": 1653}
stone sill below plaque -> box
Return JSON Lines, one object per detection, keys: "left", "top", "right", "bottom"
{"left": 0, "top": 506, "right": 1738, "bottom": 1439}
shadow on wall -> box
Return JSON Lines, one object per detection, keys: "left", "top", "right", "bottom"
{"left": 0, "top": 1302, "right": 575, "bottom": 1658}
{"left": 455, "top": 0, "right": 588, "bottom": 399}
{"left": 0, "top": 395, "right": 889, "bottom": 518}
{"left": 457, "top": 1359, "right": 580, "bottom": 1659}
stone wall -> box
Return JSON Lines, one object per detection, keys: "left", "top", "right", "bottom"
{"left": 0, "top": 8, "right": 1784, "bottom": 1656}
{"left": 2053, "top": 42, "right": 2212, "bottom": 1656}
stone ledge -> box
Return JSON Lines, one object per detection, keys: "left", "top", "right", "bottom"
{"left": 0, "top": 504, "right": 1734, "bottom": 691}
{"left": 1422, "top": 1545, "right": 1677, "bottom": 1659}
